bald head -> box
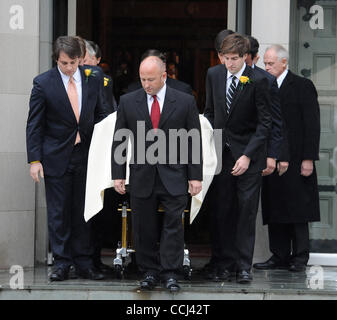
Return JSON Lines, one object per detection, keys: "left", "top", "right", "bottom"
{"left": 140, "top": 56, "right": 166, "bottom": 73}
{"left": 139, "top": 56, "right": 167, "bottom": 96}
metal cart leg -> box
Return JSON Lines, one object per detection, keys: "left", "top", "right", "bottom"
{"left": 113, "top": 201, "right": 135, "bottom": 279}
{"left": 182, "top": 211, "right": 192, "bottom": 280}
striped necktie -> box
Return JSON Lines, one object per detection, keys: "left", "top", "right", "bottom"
{"left": 226, "top": 75, "right": 237, "bottom": 114}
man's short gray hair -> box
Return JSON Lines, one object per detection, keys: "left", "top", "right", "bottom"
{"left": 85, "top": 40, "right": 96, "bottom": 58}
{"left": 266, "top": 44, "right": 289, "bottom": 64}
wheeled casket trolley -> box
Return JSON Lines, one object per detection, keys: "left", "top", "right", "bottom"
{"left": 113, "top": 201, "right": 192, "bottom": 280}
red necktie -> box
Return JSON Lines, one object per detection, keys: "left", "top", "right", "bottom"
{"left": 151, "top": 95, "right": 160, "bottom": 130}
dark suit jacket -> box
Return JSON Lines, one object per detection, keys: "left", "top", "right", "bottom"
{"left": 204, "top": 64, "right": 272, "bottom": 173}
{"left": 26, "top": 66, "right": 108, "bottom": 177}
{"left": 112, "top": 86, "right": 202, "bottom": 198}
{"left": 127, "top": 77, "right": 193, "bottom": 95}
{"left": 261, "top": 70, "right": 320, "bottom": 224}
{"left": 103, "top": 74, "right": 117, "bottom": 112}
{"left": 253, "top": 65, "right": 289, "bottom": 160}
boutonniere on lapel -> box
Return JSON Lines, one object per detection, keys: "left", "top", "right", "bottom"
{"left": 84, "top": 68, "right": 98, "bottom": 83}
{"left": 239, "top": 76, "right": 252, "bottom": 90}
{"left": 104, "top": 77, "right": 109, "bottom": 87}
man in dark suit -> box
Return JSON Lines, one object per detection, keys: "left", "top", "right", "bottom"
{"left": 26, "top": 36, "right": 108, "bottom": 281}
{"left": 245, "top": 36, "right": 289, "bottom": 175}
{"left": 82, "top": 39, "right": 121, "bottom": 273}
{"left": 254, "top": 45, "right": 320, "bottom": 272}
{"left": 112, "top": 52, "right": 202, "bottom": 292}
{"left": 214, "top": 29, "right": 234, "bottom": 53}
{"left": 204, "top": 34, "right": 272, "bottom": 283}
{"left": 84, "top": 40, "right": 118, "bottom": 113}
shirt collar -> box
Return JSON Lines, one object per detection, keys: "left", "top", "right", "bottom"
{"left": 147, "top": 83, "right": 167, "bottom": 102}
{"left": 227, "top": 62, "right": 246, "bottom": 81}
{"left": 58, "top": 66, "right": 81, "bottom": 83}
{"left": 277, "top": 69, "right": 288, "bottom": 88}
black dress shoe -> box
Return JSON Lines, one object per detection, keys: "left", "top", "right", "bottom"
{"left": 289, "top": 264, "right": 306, "bottom": 272}
{"left": 253, "top": 257, "right": 288, "bottom": 270}
{"left": 165, "top": 278, "right": 180, "bottom": 293}
{"left": 94, "top": 261, "right": 113, "bottom": 274}
{"left": 236, "top": 270, "right": 252, "bottom": 284}
{"left": 217, "top": 269, "right": 231, "bottom": 281}
{"left": 50, "top": 268, "right": 69, "bottom": 282}
{"left": 76, "top": 267, "right": 105, "bottom": 280}
{"left": 203, "top": 263, "right": 219, "bottom": 281}
{"left": 140, "top": 275, "right": 158, "bottom": 291}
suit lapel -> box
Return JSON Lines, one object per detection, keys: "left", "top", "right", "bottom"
{"left": 227, "top": 65, "right": 251, "bottom": 120}
{"left": 79, "top": 67, "right": 88, "bottom": 122}
{"left": 135, "top": 86, "right": 177, "bottom": 130}
{"left": 279, "top": 70, "right": 293, "bottom": 97}
{"left": 52, "top": 67, "right": 77, "bottom": 123}
{"left": 158, "top": 86, "right": 177, "bottom": 129}
{"left": 219, "top": 66, "right": 228, "bottom": 116}
{"left": 136, "top": 91, "right": 153, "bottom": 129}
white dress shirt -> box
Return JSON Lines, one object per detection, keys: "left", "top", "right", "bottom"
{"left": 58, "top": 66, "right": 83, "bottom": 114}
{"left": 226, "top": 62, "right": 247, "bottom": 93}
{"left": 146, "top": 83, "right": 167, "bottom": 115}
{"left": 277, "top": 69, "right": 288, "bottom": 88}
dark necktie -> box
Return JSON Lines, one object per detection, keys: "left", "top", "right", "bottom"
{"left": 151, "top": 95, "right": 160, "bottom": 130}
{"left": 226, "top": 75, "right": 237, "bottom": 114}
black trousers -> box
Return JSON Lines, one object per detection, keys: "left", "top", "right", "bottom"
{"left": 44, "top": 144, "right": 93, "bottom": 270}
{"left": 268, "top": 223, "right": 309, "bottom": 266}
{"left": 91, "top": 187, "right": 122, "bottom": 265}
{"left": 209, "top": 147, "right": 262, "bottom": 271}
{"left": 130, "top": 171, "right": 188, "bottom": 280}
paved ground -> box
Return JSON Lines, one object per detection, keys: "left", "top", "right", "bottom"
{"left": 0, "top": 260, "right": 336, "bottom": 300}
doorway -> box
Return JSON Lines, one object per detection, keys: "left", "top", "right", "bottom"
{"left": 76, "top": 0, "right": 229, "bottom": 255}
{"left": 76, "top": 0, "right": 228, "bottom": 110}
{"left": 291, "top": 0, "right": 337, "bottom": 265}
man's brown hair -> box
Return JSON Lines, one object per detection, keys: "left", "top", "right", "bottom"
{"left": 73, "top": 36, "right": 86, "bottom": 59}
{"left": 220, "top": 33, "right": 250, "bottom": 57}
{"left": 52, "top": 36, "right": 82, "bottom": 61}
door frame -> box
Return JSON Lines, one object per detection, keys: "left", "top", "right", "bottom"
{"left": 290, "top": 0, "right": 337, "bottom": 267}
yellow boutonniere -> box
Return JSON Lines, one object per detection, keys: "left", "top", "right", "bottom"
{"left": 104, "top": 77, "right": 109, "bottom": 87}
{"left": 84, "top": 68, "right": 97, "bottom": 82}
{"left": 240, "top": 76, "right": 249, "bottom": 84}
{"left": 239, "top": 76, "right": 252, "bottom": 89}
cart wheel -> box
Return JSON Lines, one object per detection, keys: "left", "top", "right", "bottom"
{"left": 183, "top": 265, "right": 192, "bottom": 280}
{"left": 115, "top": 265, "right": 123, "bottom": 279}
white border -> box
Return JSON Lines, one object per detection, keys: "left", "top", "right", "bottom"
{"left": 308, "top": 253, "right": 337, "bottom": 266}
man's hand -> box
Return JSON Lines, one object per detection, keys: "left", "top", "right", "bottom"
{"left": 262, "top": 158, "right": 276, "bottom": 176}
{"left": 114, "top": 179, "right": 126, "bottom": 194}
{"left": 277, "top": 161, "right": 289, "bottom": 176}
{"left": 188, "top": 180, "right": 202, "bottom": 197}
{"left": 301, "top": 160, "right": 313, "bottom": 177}
{"left": 232, "top": 155, "right": 250, "bottom": 176}
{"left": 30, "top": 162, "right": 44, "bottom": 183}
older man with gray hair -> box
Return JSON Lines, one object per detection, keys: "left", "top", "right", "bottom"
{"left": 254, "top": 44, "right": 321, "bottom": 272}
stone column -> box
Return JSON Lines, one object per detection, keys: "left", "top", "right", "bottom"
{"left": 251, "top": 0, "right": 291, "bottom": 263}
{"left": 252, "top": 0, "right": 290, "bottom": 68}
{"left": 0, "top": 0, "right": 40, "bottom": 268}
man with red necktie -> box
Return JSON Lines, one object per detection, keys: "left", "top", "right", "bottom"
{"left": 112, "top": 50, "right": 202, "bottom": 292}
